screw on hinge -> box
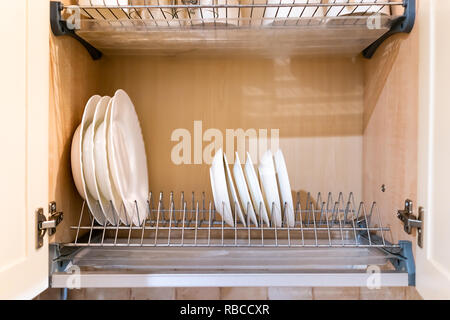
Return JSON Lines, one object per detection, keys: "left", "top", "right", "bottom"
{"left": 397, "top": 199, "right": 423, "bottom": 248}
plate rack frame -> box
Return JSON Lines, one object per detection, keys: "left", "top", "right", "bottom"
{"left": 50, "top": 0, "right": 415, "bottom": 59}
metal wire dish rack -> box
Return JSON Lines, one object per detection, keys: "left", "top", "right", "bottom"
{"left": 52, "top": 1, "right": 412, "bottom": 57}
{"left": 66, "top": 191, "right": 398, "bottom": 250}
{"left": 51, "top": 191, "right": 417, "bottom": 288}
{"left": 74, "top": 0, "right": 401, "bottom": 28}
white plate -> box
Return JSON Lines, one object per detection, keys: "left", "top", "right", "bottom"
{"left": 244, "top": 152, "right": 270, "bottom": 227}
{"left": 258, "top": 150, "right": 282, "bottom": 227}
{"left": 83, "top": 123, "right": 97, "bottom": 199}
{"left": 223, "top": 153, "right": 246, "bottom": 227}
{"left": 274, "top": 149, "right": 295, "bottom": 228}
{"left": 76, "top": 95, "right": 107, "bottom": 225}
{"left": 264, "top": 0, "right": 323, "bottom": 26}
{"left": 71, "top": 124, "right": 84, "bottom": 200}
{"left": 94, "top": 98, "right": 129, "bottom": 225}
{"left": 88, "top": 96, "right": 119, "bottom": 225}
{"left": 190, "top": 0, "right": 239, "bottom": 26}
{"left": 137, "top": 0, "right": 187, "bottom": 27}
{"left": 210, "top": 149, "right": 234, "bottom": 227}
{"left": 233, "top": 152, "right": 258, "bottom": 226}
{"left": 83, "top": 96, "right": 110, "bottom": 200}
{"left": 78, "top": 0, "right": 129, "bottom": 20}
{"left": 108, "top": 89, "right": 149, "bottom": 226}
{"left": 326, "top": 0, "right": 390, "bottom": 17}
{"left": 209, "top": 167, "right": 220, "bottom": 222}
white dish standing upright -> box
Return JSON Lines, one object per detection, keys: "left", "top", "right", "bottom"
{"left": 136, "top": 0, "right": 187, "bottom": 27}
{"left": 210, "top": 149, "right": 235, "bottom": 227}
{"left": 244, "top": 152, "right": 270, "bottom": 227}
{"left": 274, "top": 149, "right": 295, "bottom": 228}
{"left": 223, "top": 153, "right": 246, "bottom": 227}
{"left": 263, "top": 0, "right": 323, "bottom": 26}
{"left": 76, "top": 95, "right": 107, "bottom": 225}
{"left": 78, "top": 0, "right": 130, "bottom": 22}
{"left": 108, "top": 89, "right": 149, "bottom": 226}
{"left": 233, "top": 152, "right": 258, "bottom": 226}
{"left": 258, "top": 150, "right": 282, "bottom": 227}
{"left": 71, "top": 124, "right": 84, "bottom": 200}
{"left": 88, "top": 96, "right": 119, "bottom": 225}
{"left": 190, "top": 0, "right": 240, "bottom": 26}
{"left": 326, "top": 0, "right": 390, "bottom": 17}
{"left": 94, "top": 98, "right": 129, "bottom": 225}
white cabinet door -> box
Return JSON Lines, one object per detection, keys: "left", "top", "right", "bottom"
{"left": 417, "top": 0, "right": 450, "bottom": 300}
{"left": 0, "top": 0, "right": 49, "bottom": 299}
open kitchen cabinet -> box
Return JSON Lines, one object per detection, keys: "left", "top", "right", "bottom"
{"left": 1, "top": 0, "right": 449, "bottom": 300}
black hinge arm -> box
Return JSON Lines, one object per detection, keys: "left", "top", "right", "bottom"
{"left": 362, "top": 0, "right": 416, "bottom": 59}
{"left": 50, "top": 1, "right": 102, "bottom": 60}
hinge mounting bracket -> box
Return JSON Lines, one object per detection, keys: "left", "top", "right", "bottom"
{"left": 50, "top": 1, "right": 102, "bottom": 60}
{"left": 36, "top": 202, "right": 64, "bottom": 249}
{"left": 362, "top": 0, "right": 416, "bottom": 59}
{"left": 397, "top": 199, "right": 423, "bottom": 248}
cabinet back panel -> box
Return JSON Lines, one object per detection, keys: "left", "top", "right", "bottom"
{"left": 99, "top": 55, "right": 364, "bottom": 207}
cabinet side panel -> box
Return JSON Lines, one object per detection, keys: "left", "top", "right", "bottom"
{"left": 49, "top": 4, "right": 104, "bottom": 243}
{"left": 363, "top": 28, "right": 418, "bottom": 245}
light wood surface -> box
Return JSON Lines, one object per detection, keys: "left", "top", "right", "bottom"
{"left": 43, "top": 0, "right": 424, "bottom": 298}
{"left": 49, "top": 0, "right": 105, "bottom": 242}
{"left": 76, "top": 27, "right": 389, "bottom": 58}
{"left": 99, "top": 55, "right": 364, "bottom": 206}
{"left": 73, "top": 0, "right": 392, "bottom": 57}
{"left": 416, "top": 0, "right": 450, "bottom": 299}
{"left": 37, "top": 286, "right": 422, "bottom": 300}
{"left": 49, "top": 30, "right": 364, "bottom": 241}
{"left": 362, "top": 17, "right": 418, "bottom": 244}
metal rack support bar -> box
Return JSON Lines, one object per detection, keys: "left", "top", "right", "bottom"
{"left": 356, "top": 219, "right": 415, "bottom": 286}
{"left": 50, "top": 1, "right": 410, "bottom": 60}
{"left": 51, "top": 271, "right": 409, "bottom": 288}
{"left": 50, "top": 1, "right": 103, "bottom": 60}
{"left": 362, "top": 0, "right": 415, "bottom": 58}
{"left": 390, "top": 240, "right": 416, "bottom": 286}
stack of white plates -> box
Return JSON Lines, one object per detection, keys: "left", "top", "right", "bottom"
{"left": 71, "top": 89, "right": 149, "bottom": 226}
{"left": 210, "top": 149, "right": 295, "bottom": 228}
{"left": 325, "top": 0, "right": 391, "bottom": 17}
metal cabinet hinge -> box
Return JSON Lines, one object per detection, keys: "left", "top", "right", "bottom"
{"left": 397, "top": 199, "right": 423, "bottom": 248}
{"left": 36, "top": 202, "right": 64, "bottom": 249}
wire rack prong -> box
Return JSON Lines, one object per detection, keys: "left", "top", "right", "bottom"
{"left": 66, "top": 191, "right": 399, "bottom": 249}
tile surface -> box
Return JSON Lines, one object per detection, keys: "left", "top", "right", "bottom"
{"left": 405, "top": 287, "right": 423, "bottom": 300}
{"left": 220, "top": 287, "right": 268, "bottom": 300}
{"left": 312, "top": 287, "right": 360, "bottom": 300}
{"left": 176, "top": 288, "right": 221, "bottom": 300}
{"left": 38, "top": 286, "right": 417, "bottom": 300}
{"left": 268, "top": 287, "right": 313, "bottom": 300}
{"left": 360, "top": 287, "right": 406, "bottom": 300}
{"left": 67, "top": 288, "right": 131, "bottom": 300}
{"left": 130, "top": 288, "right": 175, "bottom": 300}
{"left": 34, "top": 288, "right": 62, "bottom": 300}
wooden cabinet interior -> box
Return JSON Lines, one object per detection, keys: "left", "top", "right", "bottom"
{"left": 363, "top": 28, "right": 418, "bottom": 246}
{"left": 49, "top": 1, "right": 418, "bottom": 246}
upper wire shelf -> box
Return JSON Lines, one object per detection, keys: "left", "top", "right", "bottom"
{"left": 65, "top": 191, "right": 400, "bottom": 252}
{"left": 51, "top": 1, "right": 414, "bottom": 58}
{"left": 75, "top": 1, "right": 402, "bottom": 27}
